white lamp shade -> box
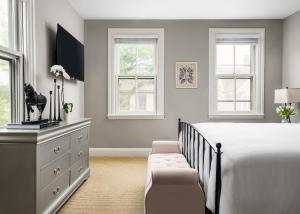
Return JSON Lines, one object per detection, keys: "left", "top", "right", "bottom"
{"left": 274, "top": 88, "right": 300, "bottom": 104}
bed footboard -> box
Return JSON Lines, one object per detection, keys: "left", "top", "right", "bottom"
{"left": 178, "top": 118, "right": 222, "bottom": 214}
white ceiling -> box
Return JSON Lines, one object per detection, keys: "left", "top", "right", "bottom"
{"left": 68, "top": 0, "right": 300, "bottom": 20}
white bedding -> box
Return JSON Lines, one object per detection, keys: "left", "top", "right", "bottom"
{"left": 190, "top": 123, "right": 300, "bottom": 214}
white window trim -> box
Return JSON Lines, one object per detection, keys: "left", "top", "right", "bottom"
{"left": 107, "top": 28, "right": 164, "bottom": 120}
{"left": 20, "top": 0, "right": 37, "bottom": 88}
{"left": 209, "top": 28, "right": 265, "bottom": 119}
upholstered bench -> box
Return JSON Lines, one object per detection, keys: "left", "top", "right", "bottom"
{"left": 145, "top": 141, "right": 205, "bottom": 214}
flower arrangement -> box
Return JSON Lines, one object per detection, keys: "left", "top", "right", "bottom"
{"left": 63, "top": 103, "right": 73, "bottom": 121}
{"left": 276, "top": 105, "right": 296, "bottom": 123}
{"left": 63, "top": 103, "right": 73, "bottom": 113}
{"left": 50, "top": 65, "right": 70, "bottom": 80}
{"left": 50, "top": 65, "right": 70, "bottom": 105}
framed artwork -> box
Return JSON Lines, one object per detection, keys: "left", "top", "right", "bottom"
{"left": 176, "top": 62, "right": 198, "bottom": 88}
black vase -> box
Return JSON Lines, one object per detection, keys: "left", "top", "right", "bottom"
{"left": 53, "top": 79, "right": 57, "bottom": 121}
{"left": 57, "top": 85, "right": 62, "bottom": 121}
{"left": 49, "top": 90, "right": 52, "bottom": 121}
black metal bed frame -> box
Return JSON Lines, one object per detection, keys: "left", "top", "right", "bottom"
{"left": 178, "top": 118, "right": 222, "bottom": 214}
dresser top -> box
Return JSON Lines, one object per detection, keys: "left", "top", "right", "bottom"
{"left": 0, "top": 118, "right": 91, "bottom": 143}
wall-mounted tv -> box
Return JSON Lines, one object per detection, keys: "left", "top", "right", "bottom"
{"left": 56, "top": 24, "right": 84, "bottom": 81}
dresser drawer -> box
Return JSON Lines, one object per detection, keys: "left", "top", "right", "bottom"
{"left": 39, "top": 136, "right": 70, "bottom": 167}
{"left": 71, "top": 143, "right": 88, "bottom": 165}
{"left": 70, "top": 128, "right": 88, "bottom": 148}
{"left": 41, "top": 172, "right": 69, "bottom": 212}
{"left": 70, "top": 158, "right": 88, "bottom": 184}
{"left": 40, "top": 153, "right": 70, "bottom": 190}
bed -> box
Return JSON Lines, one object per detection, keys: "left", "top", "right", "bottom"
{"left": 178, "top": 119, "right": 300, "bottom": 214}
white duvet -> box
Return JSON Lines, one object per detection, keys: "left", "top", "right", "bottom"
{"left": 190, "top": 123, "right": 300, "bottom": 214}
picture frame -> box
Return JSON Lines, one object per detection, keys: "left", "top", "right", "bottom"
{"left": 176, "top": 62, "right": 198, "bottom": 88}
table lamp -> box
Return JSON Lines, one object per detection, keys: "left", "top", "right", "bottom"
{"left": 274, "top": 87, "right": 300, "bottom": 123}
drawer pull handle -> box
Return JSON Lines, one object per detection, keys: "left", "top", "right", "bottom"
{"left": 53, "top": 146, "right": 61, "bottom": 154}
{"left": 53, "top": 167, "right": 61, "bottom": 175}
{"left": 78, "top": 167, "right": 83, "bottom": 173}
{"left": 53, "top": 186, "right": 60, "bottom": 195}
{"left": 77, "top": 151, "right": 83, "bottom": 157}
{"left": 77, "top": 136, "right": 83, "bottom": 141}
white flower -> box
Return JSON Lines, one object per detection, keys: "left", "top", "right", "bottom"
{"left": 50, "top": 65, "right": 64, "bottom": 73}
{"left": 62, "top": 71, "right": 70, "bottom": 80}
{"left": 276, "top": 107, "right": 280, "bottom": 113}
{"left": 50, "top": 65, "right": 70, "bottom": 80}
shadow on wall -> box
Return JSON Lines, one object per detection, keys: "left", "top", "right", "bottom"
{"left": 46, "top": 23, "right": 56, "bottom": 70}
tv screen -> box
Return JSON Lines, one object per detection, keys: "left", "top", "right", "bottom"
{"left": 56, "top": 24, "right": 84, "bottom": 81}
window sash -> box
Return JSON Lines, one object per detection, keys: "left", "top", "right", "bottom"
{"left": 115, "top": 75, "right": 157, "bottom": 114}
{"left": 0, "top": 0, "right": 19, "bottom": 51}
{"left": 0, "top": 49, "right": 23, "bottom": 122}
{"left": 0, "top": 57, "right": 11, "bottom": 125}
{"left": 216, "top": 77, "right": 253, "bottom": 112}
{"left": 216, "top": 43, "right": 256, "bottom": 75}
{"left": 115, "top": 42, "right": 157, "bottom": 76}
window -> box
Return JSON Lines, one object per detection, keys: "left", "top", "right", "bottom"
{"left": 209, "top": 28, "right": 265, "bottom": 119}
{"left": 108, "top": 29, "right": 164, "bottom": 119}
{"left": 0, "top": 0, "right": 34, "bottom": 126}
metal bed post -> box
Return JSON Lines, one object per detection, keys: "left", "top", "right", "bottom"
{"left": 215, "top": 143, "right": 222, "bottom": 214}
{"left": 178, "top": 118, "right": 181, "bottom": 139}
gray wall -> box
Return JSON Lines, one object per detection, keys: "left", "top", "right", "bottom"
{"left": 84, "top": 20, "right": 283, "bottom": 148}
{"left": 35, "top": 0, "right": 84, "bottom": 120}
{"left": 283, "top": 11, "right": 300, "bottom": 122}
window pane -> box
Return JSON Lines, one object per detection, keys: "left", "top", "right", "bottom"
{"left": 118, "top": 44, "right": 138, "bottom": 75}
{"left": 217, "top": 65, "right": 234, "bottom": 75}
{"left": 217, "top": 44, "right": 234, "bottom": 65}
{"left": 137, "top": 93, "right": 154, "bottom": 112}
{"left": 118, "top": 44, "right": 155, "bottom": 75}
{"left": 119, "top": 92, "right": 136, "bottom": 112}
{"left": 236, "top": 102, "right": 251, "bottom": 112}
{"left": 235, "top": 65, "right": 251, "bottom": 74}
{"left": 236, "top": 79, "right": 251, "bottom": 100}
{"left": 235, "top": 45, "right": 250, "bottom": 66}
{"left": 118, "top": 79, "right": 135, "bottom": 92}
{"left": 137, "top": 78, "right": 155, "bottom": 92}
{"left": 217, "top": 79, "right": 234, "bottom": 100}
{"left": 217, "top": 102, "right": 234, "bottom": 111}
{"left": 136, "top": 44, "right": 155, "bottom": 75}
{"left": 0, "top": 0, "right": 9, "bottom": 47}
{"left": 0, "top": 59, "right": 10, "bottom": 125}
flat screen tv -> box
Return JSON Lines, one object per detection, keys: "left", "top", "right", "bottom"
{"left": 56, "top": 24, "right": 84, "bottom": 81}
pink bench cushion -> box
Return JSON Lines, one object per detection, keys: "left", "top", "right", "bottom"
{"left": 145, "top": 153, "right": 205, "bottom": 214}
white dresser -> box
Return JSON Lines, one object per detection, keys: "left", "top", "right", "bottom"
{"left": 0, "top": 118, "right": 91, "bottom": 214}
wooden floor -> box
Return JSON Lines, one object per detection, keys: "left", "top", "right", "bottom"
{"left": 59, "top": 157, "right": 147, "bottom": 214}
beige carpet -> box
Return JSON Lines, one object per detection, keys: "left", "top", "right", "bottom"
{"left": 59, "top": 157, "right": 147, "bottom": 214}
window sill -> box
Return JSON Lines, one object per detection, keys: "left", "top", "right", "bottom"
{"left": 209, "top": 114, "right": 265, "bottom": 120}
{"left": 107, "top": 114, "right": 165, "bottom": 120}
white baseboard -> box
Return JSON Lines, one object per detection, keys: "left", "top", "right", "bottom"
{"left": 89, "top": 148, "right": 151, "bottom": 157}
